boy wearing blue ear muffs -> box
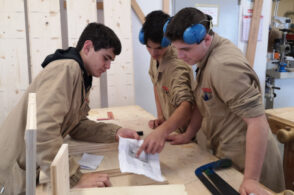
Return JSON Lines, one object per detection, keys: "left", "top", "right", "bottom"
{"left": 136, "top": 10, "right": 196, "bottom": 158}
{"left": 164, "top": 7, "right": 285, "bottom": 194}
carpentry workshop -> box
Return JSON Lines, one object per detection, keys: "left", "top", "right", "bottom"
{"left": 0, "top": 0, "right": 294, "bottom": 194}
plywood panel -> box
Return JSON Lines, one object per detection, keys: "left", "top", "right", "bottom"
{"left": 70, "top": 184, "right": 187, "bottom": 195}
{"left": 66, "top": 0, "right": 101, "bottom": 108}
{"left": 25, "top": 93, "right": 37, "bottom": 195}
{"left": 27, "top": 0, "right": 62, "bottom": 78}
{"left": 103, "top": 0, "right": 135, "bottom": 106}
{"left": 0, "top": 0, "right": 29, "bottom": 124}
{"left": 51, "top": 144, "right": 70, "bottom": 195}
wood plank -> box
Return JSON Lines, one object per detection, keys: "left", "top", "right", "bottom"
{"left": 70, "top": 184, "right": 187, "bottom": 195}
{"left": 162, "top": 0, "right": 170, "bottom": 14}
{"left": 266, "top": 107, "right": 294, "bottom": 127}
{"left": 246, "top": 0, "right": 264, "bottom": 67}
{"left": 51, "top": 144, "right": 70, "bottom": 195}
{"left": 104, "top": 0, "right": 135, "bottom": 107}
{"left": 266, "top": 107, "right": 294, "bottom": 190}
{"left": 27, "top": 0, "right": 62, "bottom": 79}
{"left": 25, "top": 93, "right": 37, "bottom": 195}
{"left": 0, "top": 0, "right": 29, "bottom": 124}
{"left": 66, "top": 0, "right": 101, "bottom": 109}
{"left": 131, "top": 0, "right": 145, "bottom": 24}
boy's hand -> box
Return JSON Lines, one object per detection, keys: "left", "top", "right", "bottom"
{"left": 136, "top": 127, "right": 168, "bottom": 157}
{"left": 73, "top": 173, "right": 111, "bottom": 188}
{"left": 166, "top": 132, "right": 193, "bottom": 145}
{"left": 115, "top": 128, "right": 140, "bottom": 141}
{"left": 239, "top": 179, "right": 270, "bottom": 195}
{"left": 148, "top": 118, "right": 165, "bottom": 129}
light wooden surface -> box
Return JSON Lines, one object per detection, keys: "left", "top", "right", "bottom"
{"left": 70, "top": 184, "right": 187, "bottom": 195}
{"left": 25, "top": 93, "right": 37, "bottom": 195}
{"left": 65, "top": 105, "right": 244, "bottom": 194}
{"left": 0, "top": 0, "right": 29, "bottom": 124}
{"left": 27, "top": 0, "right": 62, "bottom": 79}
{"left": 246, "top": 0, "right": 264, "bottom": 67}
{"left": 266, "top": 107, "right": 294, "bottom": 190}
{"left": 51, "top": 144, "right": 70, "bottom": 195}
{"left": 104, "top": 0, "right": 135, "bottom": 107}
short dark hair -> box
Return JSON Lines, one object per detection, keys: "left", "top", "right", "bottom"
{"left": 76, "top": 23, "right": 121, "bottom": 55}
{"left": 142, "top": 10, "right": 170, "bottom": 44}
{"left": 166, "top": 7, "right": 213, "bottom": 42}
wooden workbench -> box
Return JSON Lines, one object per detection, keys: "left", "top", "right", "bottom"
{"left": 64, "top": 105, "right": 244, "bottom": 194}
{"left": 266, "top": 107, "right": 294, "bottom": 190}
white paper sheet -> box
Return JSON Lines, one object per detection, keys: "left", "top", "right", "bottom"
{"left": 118, "top": 136, "right": 165, "bottom": 182}
{"left": 79, "top": 153, "right": 104, "bottom": 170}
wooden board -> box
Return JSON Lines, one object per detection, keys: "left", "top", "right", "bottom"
{"left": 27, "top": 0, "right": 62, "bottom": 79}
{"left": 0, "top": 0, "right": 29, "bottom": 124}
{"left": 70, "top": 184, "right": 187, "bottom": 195}
{"left": 25, "top": 93, "right": 37, "bottom": 195}
{"left": 266, "top": 107, "right": 294, "bottom": 128}
{"left": 246, "top": 0, "right": 264, "bottom": 67}
{"left": 103, "top": 0, "right": 135, "bottom": 107}
{"left": 51, "top": 144, "right": 70, "bottom": 195}
{"left": 66, "top": 0, "right": 101, "bottom": 109}
{"left": 266, "top": 107, "right": 294, "bottom": 190}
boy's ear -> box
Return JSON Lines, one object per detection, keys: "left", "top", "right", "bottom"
{"left": 82, "top": 40, "right": 93, "bottom": 54}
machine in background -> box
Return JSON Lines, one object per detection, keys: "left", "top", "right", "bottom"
{"left": 265, "top": 0, "right": 294, "bottom": 109}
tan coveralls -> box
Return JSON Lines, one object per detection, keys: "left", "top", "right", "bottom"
{"left": 0, "top": 59, "right": 121, "bottom": 194}
{"left": 149, "top": 47, "right": 195, "bottom": 133}
{"left": 195, "top": 33, "right": 285, "bottom": 192}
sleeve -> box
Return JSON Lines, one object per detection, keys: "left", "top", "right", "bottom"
{"left": 35, "top": 62, "right": 79, "bottom": 183}
{"left": 148, "top": 58, "right": 156, "bottom": 84}
{"left": 212, "top": 62, "right": 264, "bottom": 118}
{"left": 69, "top": 115, "right": 121, "bottom": 143}
{"left": 169, "top": 64, "right": 195, "bottom": 107}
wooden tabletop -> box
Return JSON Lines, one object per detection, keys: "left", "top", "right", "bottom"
{"left": 65, "top": 105, "right": 244, "bottom": 194}
{"left": 266, "top": 107, "right": 294, "bottom": 127}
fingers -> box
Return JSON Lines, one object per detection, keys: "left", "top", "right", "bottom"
{"left": 133, "top": 131, "right": 140, "bottom": 140}
{"left": 148, "top": 120, "right": 155, "bottom": 129}
{"left": 95, "top": 173, "right": 112, "bottom": 187}
{"left": 136, "top": 142, "right": 145, "bottom": 157}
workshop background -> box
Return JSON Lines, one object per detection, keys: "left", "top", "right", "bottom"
{"left": 0, "top": 0, "right": 294, "bottom": 125}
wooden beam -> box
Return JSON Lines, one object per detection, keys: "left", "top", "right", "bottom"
{"left": 94, "top": 1, "right": 145, "bottom": 24}
{"left": 131, "top": 0, "right": 145, "bottom": 24}
{"left": 246, "top": 0, "right": 264, "bottom": 67}
{"left": 97, "top": 2, "right": 103, "bottom": 10}
{"left": 25, "top": 93, "right": 37, "bottom": 195}
{"left": 163, "top": 0, "right": 170, "bottom": 14}
{"left": 51, "top": 144, "right": 70, "bottom": 195}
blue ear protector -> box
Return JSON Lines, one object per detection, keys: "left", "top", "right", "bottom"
{"left": 138, "top": 18, "right": 171, "bottom": 48}
{"left": 183, "top": 19, "right": 212, "bottom": 44}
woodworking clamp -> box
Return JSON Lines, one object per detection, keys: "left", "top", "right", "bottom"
{"left": 195, "top": 159, "right": 239, "bottom": 195}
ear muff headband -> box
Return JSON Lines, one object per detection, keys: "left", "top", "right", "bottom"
{"left": 138, "top": 18, "right": 171, "bottom": 48}
{"left": 183, "top": 19, "right": 212, "bottom": 44}
{"left": 139, "top": 28, "right": 145, "bottom": 44}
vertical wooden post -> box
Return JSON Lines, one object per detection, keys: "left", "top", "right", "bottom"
{"left": 246, "top": 0, "right": 264, "bottom": 67}
{"left": 25, "top": 93, "right": 37, "bottom": 195}
{"left": 163, "top": 0, "right": 170, "bottom": 14}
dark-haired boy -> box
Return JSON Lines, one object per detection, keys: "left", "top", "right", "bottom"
{"left": 0, "top": 22, "right": 139, "bottom": 194}
{"left": 136, "top": 10, "right": 195, "bottom": 156}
